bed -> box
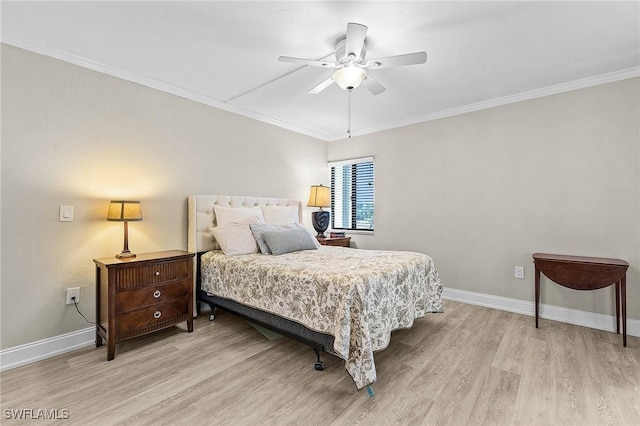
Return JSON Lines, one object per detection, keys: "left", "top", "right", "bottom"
{"left": 187, "top": 195, "right": 443, "bottom": 392}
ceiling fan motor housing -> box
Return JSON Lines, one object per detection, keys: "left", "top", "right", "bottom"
{"left": 335, "top": 38, "right": 366, "bottom": 65}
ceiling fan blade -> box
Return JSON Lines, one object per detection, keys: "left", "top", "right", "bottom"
{"left": 278, "top": 56, "right": 338, "bottom": 68}
{"left": 345, "top": 22, "right": 368, "bottom": 59}
{"left": 307, "top": 76, "right": 335, "bottom": 94}
{"left": 361, "top": 74, "right": 386, "bottom": 95}
{"left": 365, "top": 51, "right": 427, "bottom": 69}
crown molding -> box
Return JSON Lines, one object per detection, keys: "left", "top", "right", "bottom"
{"left": 3, "top": 31, "right": 637, "bottom": 143}
{"left": 330, "top": 66, "right": 640, "bottom": 141}
{"left": 1, "top": 32, "right": 331, "bottom": 142}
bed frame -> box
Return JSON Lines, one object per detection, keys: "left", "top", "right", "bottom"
{"left": 187, "top": 195, "right": 336, "bottom": 370}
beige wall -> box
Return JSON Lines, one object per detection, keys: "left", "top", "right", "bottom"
{"left": 329, "top": 77, "right": 640, "bottom": 320}
{"left": 0, "top": 45, "right": 328, "bottom": 349}
{"left": 2, "top": 43, "right": 638, "bottom": 352}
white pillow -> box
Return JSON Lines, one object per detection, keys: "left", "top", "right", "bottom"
{"left": 261, "top": 205, "right": 299, "bottom": 225}
{"left": 214, "top": 205, "right": 265, "bottom": 226}
{"left": 210, "top": 216, "right": 261, "bottom": 255}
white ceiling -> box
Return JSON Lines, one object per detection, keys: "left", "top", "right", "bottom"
{"left": 2, "top": 1, "right": 639, "bottom": 141}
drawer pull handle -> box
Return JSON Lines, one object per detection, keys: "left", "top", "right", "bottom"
{"left": 153, "top": 311, "right": 162, "bottom": 319}
{"left": 155, "top": 271, "right": 160, "bottom": 276}
{"left": 153, "top": 290, "right": 161, "bottom": 298}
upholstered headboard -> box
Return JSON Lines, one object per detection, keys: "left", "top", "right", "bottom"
{"left": 187, "top": 195, "right": 302, "bottom": 254}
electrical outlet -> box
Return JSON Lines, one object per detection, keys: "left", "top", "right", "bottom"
{"left": 514, "top": 266, "right": 525, "bottom": 279}
{"left": 66, "top": 287, "right": 80, "bottom": 304}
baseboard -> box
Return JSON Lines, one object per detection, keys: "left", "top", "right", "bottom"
{"left": 2, "top": 291, "right": 637, "bottom": 372}
{"left": 443, "top": 287, "right": 640, "bottom": 337}
{"left": 0, "top": 327, "right": 94, "bottom": 372}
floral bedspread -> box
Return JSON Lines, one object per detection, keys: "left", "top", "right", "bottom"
{"left": 201, "top": 246, "right": 443, "bottom": 389}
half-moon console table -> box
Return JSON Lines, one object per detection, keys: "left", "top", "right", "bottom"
{"left": 532, "top": 253, "right": 629, "bottom": 347}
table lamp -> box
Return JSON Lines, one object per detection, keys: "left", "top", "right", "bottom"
{"left": 307, "top": 185, "right": 331, "bottom": 238}
{"left": 107, "top": 200, "right": 143, "bottom": 259}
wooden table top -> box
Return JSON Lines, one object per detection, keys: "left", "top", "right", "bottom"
{"left": 532, "top": 253, "right": 628, "bottom": 267}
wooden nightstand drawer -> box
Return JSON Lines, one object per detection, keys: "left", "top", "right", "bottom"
{"left": 112, "top": 259, "right": 191, "bottom": 291}
{"left": 115, "top": 280, "right": 190, "bottom": 313}
{"left": 115, "top": 297, "right": 190, "bottom": 337}
{"left": 94, "top": 250, "right": 195, "bottom": 360}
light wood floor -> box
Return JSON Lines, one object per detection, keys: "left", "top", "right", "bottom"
{"left": 1, "top": 300, "right": 639, "bottom": 425}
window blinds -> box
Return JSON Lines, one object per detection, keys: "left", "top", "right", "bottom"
{"left": 329, "top": 157, "right": 374, "bottom": 232}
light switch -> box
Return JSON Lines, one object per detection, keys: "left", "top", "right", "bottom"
{"left": 59, "top": 206, "right": 74, "bottom": 222}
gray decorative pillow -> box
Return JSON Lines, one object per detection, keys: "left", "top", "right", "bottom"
{"left": 249, "top": 223, "right": 300, "bottom": 254}
{"left": 261, "top": 228, "right": 318, "bottom": 255}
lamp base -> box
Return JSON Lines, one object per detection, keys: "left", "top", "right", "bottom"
{"left": 311, "top": 210, "right": 330, "bottom": 239}
{"left": 116, "top": 221, "right": 136, "bottom": 259}
{"left": 116, "top": 251, "right": 136, "bottom": 259}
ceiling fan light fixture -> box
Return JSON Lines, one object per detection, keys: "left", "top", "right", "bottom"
{"left": 332, "top": 65, "right": 367, "bottom": 90}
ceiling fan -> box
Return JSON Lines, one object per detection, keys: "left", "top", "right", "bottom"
{"left": 278, "top": 22, "right": 427, "bottom": 95}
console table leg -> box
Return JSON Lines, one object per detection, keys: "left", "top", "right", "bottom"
{"left": 621, "top": 275, "right": 627, "bottom": 347}
{"left": 535, "top": 266, "right": 540, "bottom": 328}
{"left": 615, "top": 281, "right": 621, "bottom": 335}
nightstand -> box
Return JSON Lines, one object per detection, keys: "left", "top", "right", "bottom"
{"left": 93, "top": 250, "right": 195, "bottom": 360}
{"left": 317, "top": 236, "right": 351, "bottom": 247}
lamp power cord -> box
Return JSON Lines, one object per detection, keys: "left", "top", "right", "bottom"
{"left": 71, "top": 297, "right": 95, "bottom": 325}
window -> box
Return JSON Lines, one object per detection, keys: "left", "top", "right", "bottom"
{"left": 329, "top": 157, "right": 374, "bottom": 232}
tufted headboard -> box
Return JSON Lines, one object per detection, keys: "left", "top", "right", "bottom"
{"left": 187, "top": 195, "right": 302, "bottom": 254}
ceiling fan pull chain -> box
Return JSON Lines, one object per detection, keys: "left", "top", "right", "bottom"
{"left": 347, "top": 89, "right": 352, "bottom": 138}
